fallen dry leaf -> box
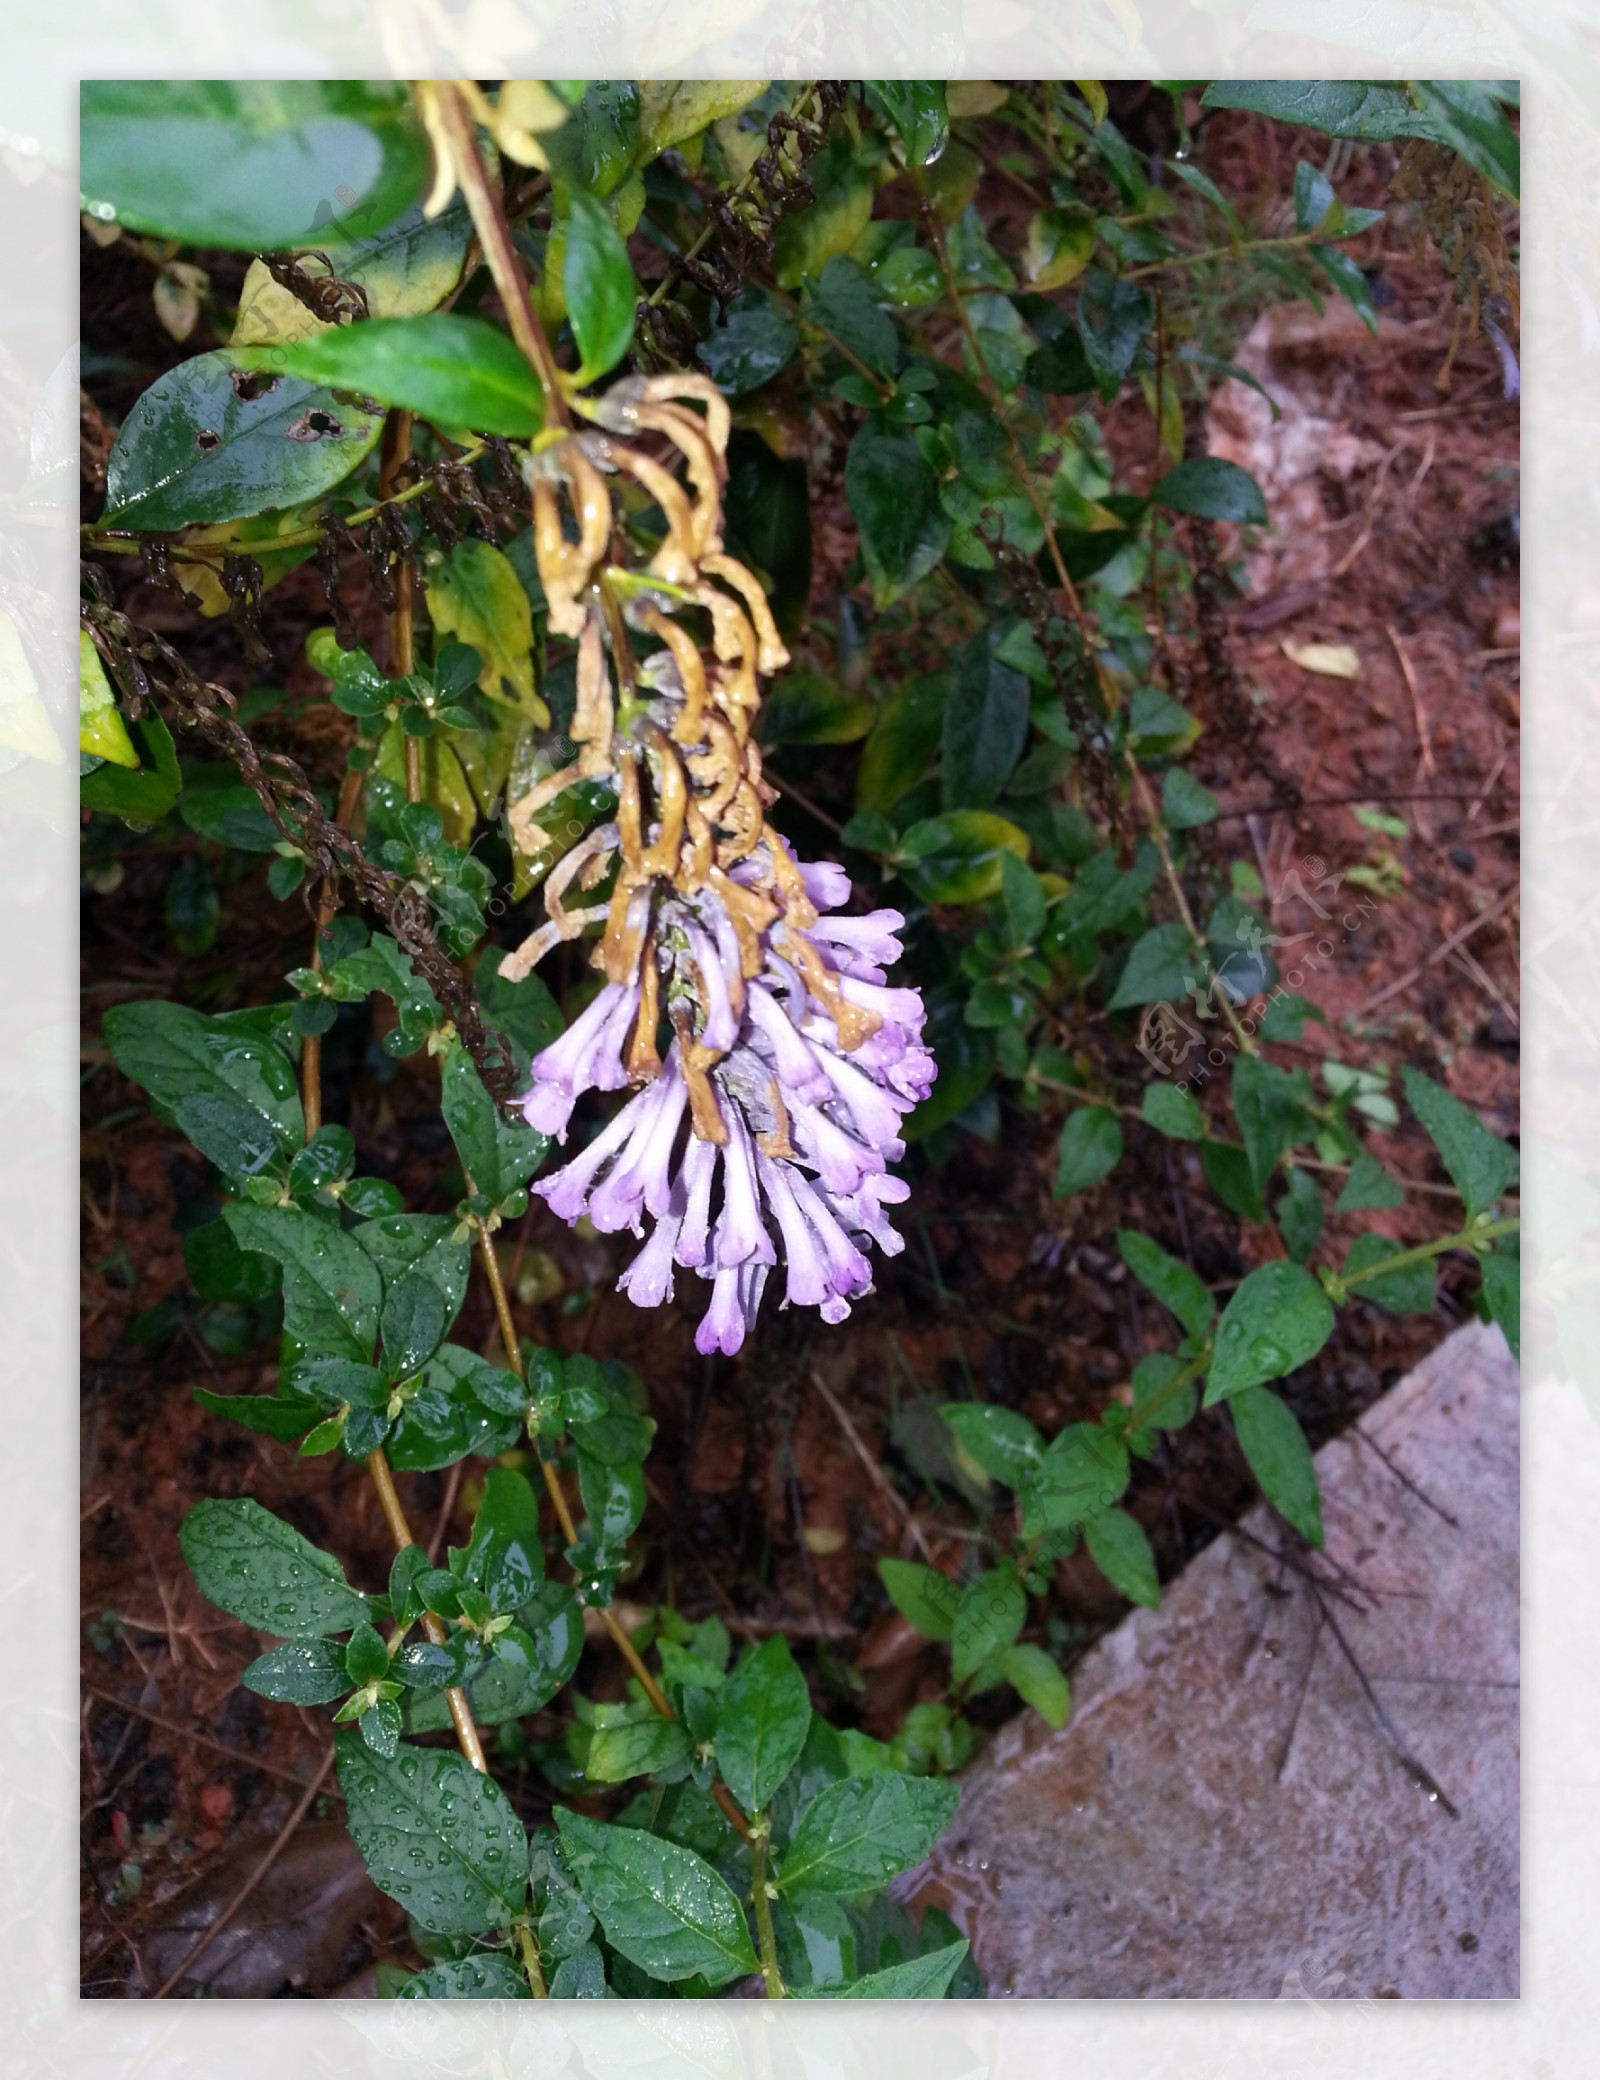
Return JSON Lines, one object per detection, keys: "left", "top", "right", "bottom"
{"left": 1282, "top": 638, "right": 1362, "bottom": 679}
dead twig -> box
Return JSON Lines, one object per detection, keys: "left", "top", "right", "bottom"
{"left": 1385, "top": 623, "right": 1435, "bottom": 780}
{"left": 151, "top": 1748, "right": 336, "bottom": 1998}
{"left": 810, "top": 1368, "right": 935, "bottom": 1565}
{"left": 1359, "top": 884, "right": 1519, "bottom": 1016}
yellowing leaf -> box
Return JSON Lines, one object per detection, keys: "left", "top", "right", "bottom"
{"left": 1282, "top": 639, "right": 1362, "bottom": 680}
{"left": 1074, "top": 80, "right": 1110, "bottom": 126}
{"left": 373, "top": 725, "right": 477, "bottom": 846}
{"left": 1023, "top": 207, "right": 1095, "bottom": 290}
{"left": 79, "top": 630, "right": 139, "bottom": 766}
{"left": 230, "top": 204, "right": 471, "bottom": 352}
{"left": 0, "top": 611, "right": 63, "bottom": 762}
{"left": 640, "top": 82, "right": 765, "bottom": 156}
{"left": 172, "top": 509, "right": 321, "bottom": 617}
{"left": 946, "top": 82, "right": 1009, "bottom": 118}
{"left": 424, "top": 540, "right": 546, "bottom": 721}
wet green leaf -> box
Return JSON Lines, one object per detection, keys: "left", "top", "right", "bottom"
{"left": 697, "top": 292, "right": 800, "bottom": 395}
{"left": 223, "top": 1202, "right": 383, "bottom": 1361}
{"left": 265, "top": 315, "right": 545, "bottom": 436}
{"left": 1161, "top": 766, "right": 1219, "bottom": 828}
{"left": 760, "top": 671, "right": 875, "bottom": 747}
{"left": 1140, "top": 1081, "right": 1205, "bottom": 1140}
{"left": 1482, "top": 1236, "right": 1520, "bottom": 1361}
{"left": 1118, "top": 1229, "right": 1215, "bottom": 1340}
{"left": 943, "top": 625, "right": 1029, "bottom": 810}
{"left": 1152, "top": 455, "right": 1268, "bottom": 524}
{"left": 871, "top": 81, "right": 948, "bottom": 168}
{"left": 1023, "top": 206, "right": 1096, "bottom": 290}
{"left": 1277, "top": 1168, "right": 1325, "bottom": 1263}
{"left": 805, "top": 1937, "right": 969, "bottom": 1998}
{"left": 181, "top": 1497, "right": 371, "bottom": 1637}
{"left": 241, "top": 1637, "right": 350, "bottom": 1704}
{"left": 1076, "top": 269, "right": 1152, "bottom": 393}
{"left": 424, "top": 540, "right": 544, "bottom": 718}
{"left": 998, "top": 1642, "right": 1071, "bottom": 1729}
{"left": 102, "top": 352, "right": 384, "bottom": 532}
{"left": 80, "top": 711, "right": 183, "bottom": 827}
{"left": 1400, "top": 1067, "right": 1518, "bottom": 1217}
{"left": 1229, "top": 1386, "right": 1323, "bottom": 1546}
{"left": 1233, "top": 1056, "right": 1313, "bottom": 1193}
{"left": 1342, "top": 1234, "right": 1437, "bottom": 1315}
{"left": 399, "top": 1955, "right": 531, "bottom": 1999}
{"left": 1199, "top": 81, "right": 1436, "bottom": 145}
{"left": 338, "top": 1733, "right": 530, "bottom": 1932}
{"left": 104, "top": 999, "right": 303, "bottom": 1152}
{"left": 81, "top": 82, "right": 430, "bottom": 252}
{"left": 231, "top": 202, "right": 472, "bottom": 349}
{"left": 876, "top": 1558, "right": 958, "bottom": 1642}
{"left": 1335, "top": 1151, "right": 1405, "bottom": 1213}
{"left": 845, "top": 425, "right": 950, "bottom": 608}
{"left": 940, "top": 1403, "right": 1044, "bottom": 1489}
{"left": 1083, "top": 1508, "right": 1160, "bottom": 1607}
{"left": 1053, "top": 1106, "right": 1122, "bottom": 1198}
{"left": 715, "top": 1636, "right": 813, "bottom": 1814}
{"left": 1205, "top": 1263, "right": 1334, "bottom": 1405}
{"left": 1107, "top": 922, "right": 1195, "bottom": 1010}
{"left": 440, "top": 1039, "right": 548, "bottom": 1206}
{"left": 856, "top": 673, "right": 947, "bottom": 812}
{"left": 951, "top": 1564, "right": 1025, "bottom": 1681}
{"left": 777, "top": 1772, "right": 958, "bottom": 1895}
{"left": 555, "top": 1811, "right": 758, "bottom": 1986}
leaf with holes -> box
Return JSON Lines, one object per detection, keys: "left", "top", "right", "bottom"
{"left": 102, "top": 352, "right": 384, "bottom": 532}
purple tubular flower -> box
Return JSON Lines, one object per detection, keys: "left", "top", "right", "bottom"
{"left": 525, "top": 833, "right": 935, "bottom": 1350}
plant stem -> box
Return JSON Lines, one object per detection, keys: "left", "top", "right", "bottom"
{"left": 750, "top": 1825, "right": 785, "bottom": 1999}
{"left": 1329, "top": 1215, "right": 1519, "bottom": 1300}
{"left": 379, "top": 410, "right": 421, "bottom": 803}
{"left": 1125, "top": 231, "right": 1323, "bottom": 281}
{"left": 1125, "top": 1351, "right": 1208, "bottom": 1438}
{"left": 473, "top": 1214, "right": 753, "bottom": 1840}
{"left": 433, "top": 81, "right": 570, "bottom": 424}
{"left": 1125, "top": 757, "right": 1258, "bottom": 1056}
{"left": 514, "top": 1918, "right": 549, "bottom": 1997}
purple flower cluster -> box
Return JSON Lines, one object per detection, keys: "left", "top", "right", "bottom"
{"left": 521, "top": 842, "right": 934, "bottom": 1355}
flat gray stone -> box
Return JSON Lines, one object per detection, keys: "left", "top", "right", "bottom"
{"left": 912, "top": 1321, "right": 1519, "bottom": 1998}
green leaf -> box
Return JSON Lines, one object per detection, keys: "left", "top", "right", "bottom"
{"left": 845, "top": 426, "right": 950, "bottom": 608}
{"left": 1117, "top": 1229, "right": 1215, "bottom": 1341}
{"left": 1075, "top": 269, "right": 1152, "bottom": 393}
{"left": 1202, "top": 1140, "right": 1267, "bottom": 1223}
{"left": 772, "top": 135, "right": 875, "bottom": 289}
{"left": 1053, "top": 1106, "right": 1123, "bottom": 1198}
{"left": 714, "top": 1636, "right": 813, "bottom": 1815}
{"left": 585, "top": 1713, "right": 694, "bottom": 1785}
{"left": 1342, "top": 1234, "right": 1436, "bottom": 1315}
{"left": 1108, "top": 922, "right": 1196, "bottom": 1010}
{"left": 1400, "top": 1067, "right": 1518, "bottom": 1218}
{"left": 170, "top": 1091, "right": 281, "bottom": 1180}
{"left": 555, "top": 1811, "right": 758, "bottom": 1986}
{"left": 1293, "top": 160, "right": 1336, "bottom": 232}
{"left": 696, "top": 291, "right": 800, "bottom": 395}
{"left": 1277, "top": 1168, "right": 1324, "bottom": 1263}
{"left": 638, "top": 80, "right": 765, "bottom": 155}
{"left": 940, "top": 1403, "right": 1044, "bottom": 1489}
{"left": 562, "top": 186, "right": 638, "bottom": 380}
{"left": 179, "top": 782, "right": 282, "bottom": 852}
{"left": 79, "top": 630, "right": 136, "bottom": 766}
{"left": 871, "top": 81, "right": 949, "bottom": 168}
{"left": 456, "top": 1467, "right": 545, "bottom": 1611}
{"left": 1020, "top": 1424, "right": 1130, "bottom": 1538}
{"left": 407, "top": 1585, "right": 583, "bottom": 1730}
{"left": 104, "top": 999, "right": 303, "bottom": 1153}
{"left": 942, "top": 625, "right": 1030, "bottom": 810}
{"left": 1083, "top": 1508, "right": 1160, "bottom": 1608}
{"left": 352, "top": 1214, "right": 471, "bottom": 1331}
{"left": 1232, "top": 1056, "right": 1312, "bottom": 1193}
{"left": 951, "top": 1564, "right": 1026, "bottom": 1681}
{"left": 264, "top": 315, "right": 545, "bottom": 437}
{"left": 1199, "top": 81, "right": 1437, "bottom": 144}
{"left": 80, "top": 82, "right": 429, "bottom": 252}
{"left": 222, "top": 1203, "right": 383, "bottom": 1362}
{"left": 998, "top": 852, "right": 1047, "bottom": 948}
{"left": 1482, "top": 1236, "right": 1520, "bottom": 1361}
{"left": 1412, "top": 80, "right": 1520, "bottom": 199}
{"left": 1152, "top": 455, "right": 1267, "bottom": 524}
{"left": 241, "top": 1637, "right": 350, "bottom": 1704}
{"left": 476, "top": 954, "right": 562, "bottom": 1070}
{"left": 380, "top": 1272, "right": 448, "bottom": 1378}
{"left": 1161, "top": 766, "right": 1219, "bottom": 829}
{"left": 102, "top": 352, "right": 384, "bottom": 532}
{"left": 440, "top": 1039, "right": 547, "bottom": 1205}
{"left": 778, "top": 1771, "right": 959, "bottom": 1895}
{"left": 811, "top": 255, "right": 900, "bottom": 378}
{"left": 192, "top": 1389, "right": 321, "bottom": 1442}
{"left": 1131, "top": 1352, "right": 1197, "bottom": 1433}
{"left": 856, "top": 673, "right": 947, "bottom": 812}
{"left": 180, "top": 1497, "right": 371, "bottom": 1637}
{"left": 876, "top": 1558, "right": 958, "bottom": 1643}
{"left": 898, "top": 811, "right": 1030, "bottom": 905}
{"left": 760, "top": 671, "right": 876, "bottom": 747}
{"left": 1229, "top": 1386, "right": 1323, "bottom": 1546}
{"left": 338, "top": 1732, "right": 530, "bottom": 1932}
{"left": 1311, "top": 245, "right": 1378, "bottom": 335}
{"left": 1140, "top": 1081, "right": 1204, "bottom": 1140}
{"left": 998, "top": 1643, "right": 1071, "bottom": 1729}
{"left": 1205, "top": 1263, "right": 1335, "bottom": 1405}
{"left": 80, "top": 710, "right": 183, "bottom": 826}
{"left": 804, "top": 1938, "right": 970, "bottom": 1999}
{"left": 1336, "top": 1152, "right": 1405, "bottom": 1213}
{"left": 399, "top": 1955, "right": 531, "bottom": 2000}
